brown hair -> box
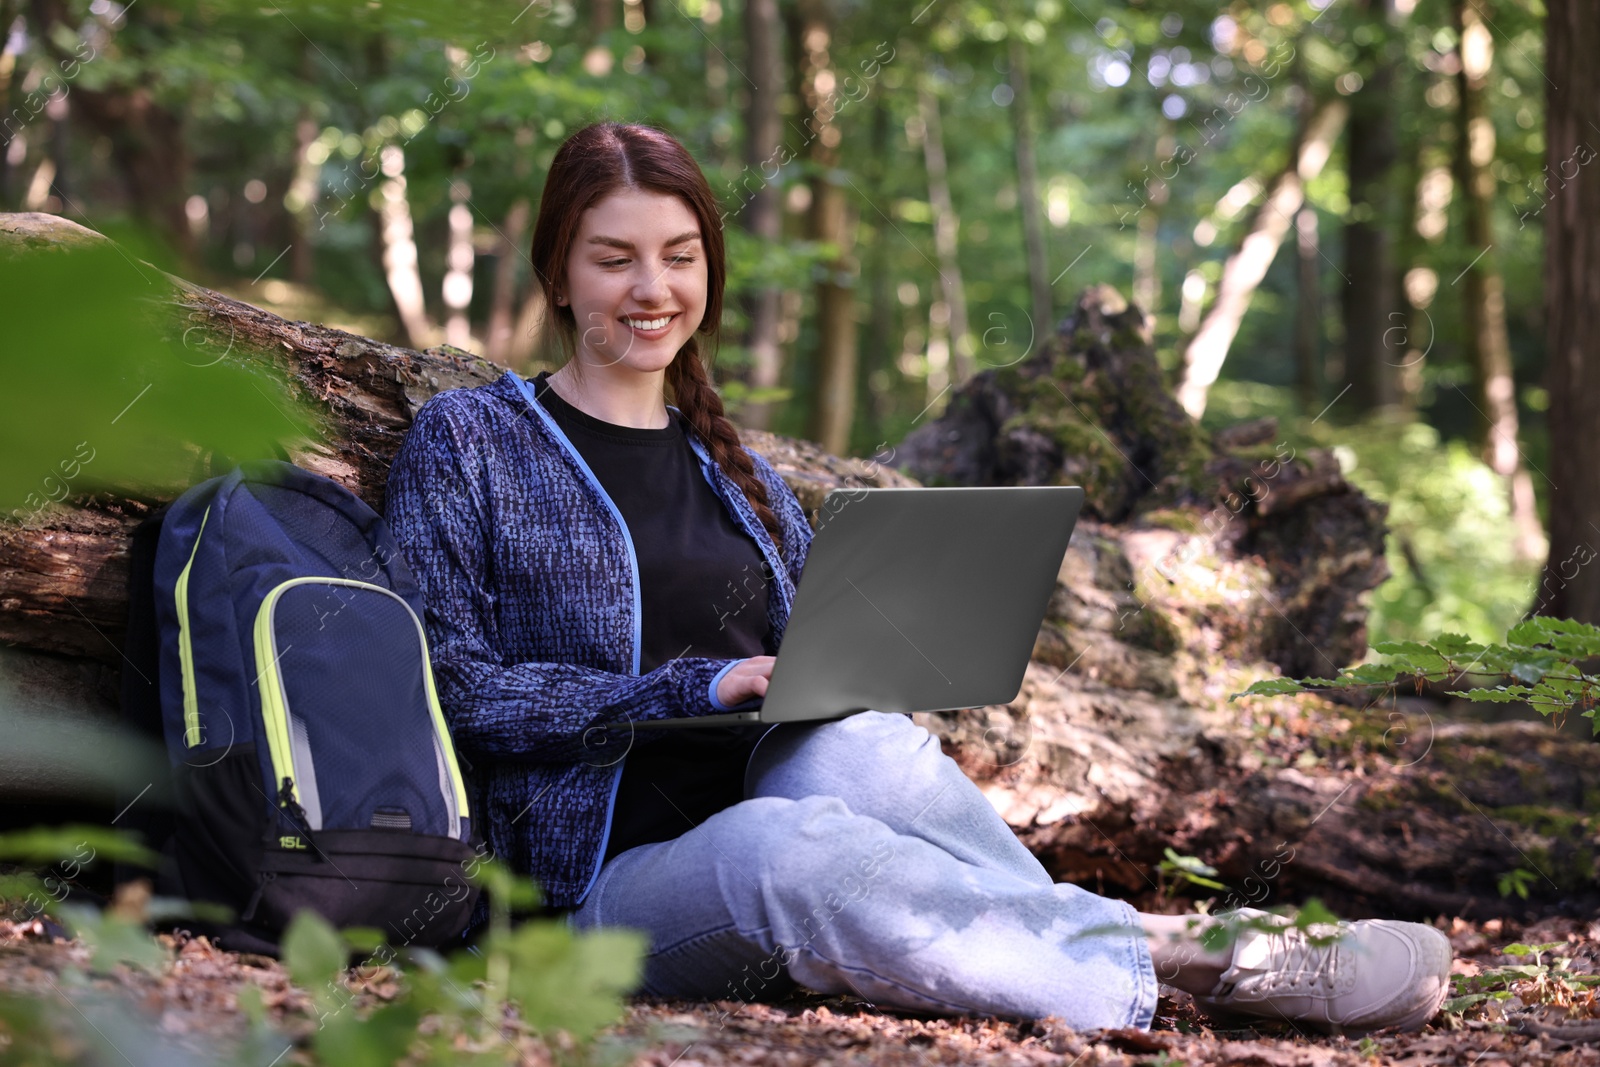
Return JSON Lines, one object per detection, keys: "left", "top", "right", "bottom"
{"left": 529, "top": 122, "right": 783, "bottom": 553}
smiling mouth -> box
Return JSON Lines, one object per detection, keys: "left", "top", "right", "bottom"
{"left": 621, "top": 313, "right": 678, "bottom": 331}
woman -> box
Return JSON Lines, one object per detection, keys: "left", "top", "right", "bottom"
{"left": 383, "top": 122, "right": 1453, "bottom": 1033}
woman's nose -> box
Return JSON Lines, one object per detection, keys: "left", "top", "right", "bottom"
{"left": 631, "top": 264, "right": 671, "bottom": 305}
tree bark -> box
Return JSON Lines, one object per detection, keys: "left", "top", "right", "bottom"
{"left": 798, "top": 0, "right": 858, "bottom": 457}
{"left": 1534, "top": 0, "right": 1600, "bottom": 621}
{"left": 1008, "top": 37, "right": 1052, "bottom": 337}
{"left": 1342, "top": 0, "right": 1399, "bottom": 411}
{"left": 1453, "top": 0, "right": 1545, "bottom": 562}
{"left": 737, "top": 0, "right": 784, "bottom": 431}
{"left": 1176, "top": 99, "right": 1348, "bottom": 419}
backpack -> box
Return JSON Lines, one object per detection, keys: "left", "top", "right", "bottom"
{"left": 142, "top": 459, "right": 479, "bottom": 949}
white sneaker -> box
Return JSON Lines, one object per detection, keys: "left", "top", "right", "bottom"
{"left": 1194, "top": 908, "right": 1454, "bottom": 1035}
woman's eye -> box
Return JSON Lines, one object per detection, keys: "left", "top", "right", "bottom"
{"left": 669, "top": 255, "right": 697, "bottom": 266}
{"left": 599, "top": 258, "right": 629, "bottom": 268}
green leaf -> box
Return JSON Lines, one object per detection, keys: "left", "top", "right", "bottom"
{"left": 339, "top": 926, "right": 388, "bottom": 954}
{"left": 1292, "top": 898, "right": 1341, "bottom": 931}
{"left": 496, "top": 921, "right": 646, "bottom": 1043}
{"left": 1230, "top": 677, "right": 1305, "bottom": 700}
{"left": 315, "top": 1000, "right": 421, "bottom": 1067}
{"left": 468, "top": 857, "right": 543, "bottom": 912}
{"left": 1343, "top": 662, "right": 1407, "bottom": 686}
{"left": 1510, "top": 659, "right": 1552, "bottom": 684}
{"left": 1162, "top": 848, "right": 1219, "bottom": 876}
{"left": 1449, "top": 686, "right": 1536, "bottom": 703}
{"left": 60, "top": 904, "right": 170, "bottom": 973}
{"left": 1371, "top": 642, "right": 1449, "bottom": 674}
{"left": 0, "top": 825, "right": 158, "bottom": 869}
{"left": 1507, "top": 617, "right": 1562, "bottom": 647}
{"left": 1508, "top": 617, "right": 1600, "bottom": 657}
{"left": 283, "top": 909, "right": 349, "bottom": 997}
{"left": 1431, "top": 633, "right": 1483, "bottom": 658}
{"left": 1443, "top": 993, "right": 1488, "bottom": 1012}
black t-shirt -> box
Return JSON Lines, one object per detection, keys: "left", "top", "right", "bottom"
{"left": 528, "top": 372, "right": 772, "bottom": 862}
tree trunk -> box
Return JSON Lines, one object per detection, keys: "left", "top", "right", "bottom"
{"left": 861, "top": 99, "right": 895, "bottom": 448}
{"left": 1342, "top": 0, "right": 1399, "bottom": 411}
{"left": 442, "top": 175, "right": 474, "bottom": 351}
{"left": 0, "top": 0, "right": 20, "bottom": 207}
{"left": 1293, "top": 205, "right": 1321, "bottom": 414}
{"left": 1388, "top": 124, "right": 1428, "bottom": 411}
{"left": 1534, "top": 0, "right": 1600, "bottom": 621}
{"left": 376, "top": 144, "right": 437, "bottom": 350}
{"left": 1176, "top": 99, "right": 1348, "bottom": 419}
{"left": 1131, "top": 124, "right": 1173, "bottom": 320}
{"left": 28, "top": 0, "right": 194, "bottom": 264}
{"left": 798, "top": 0, "right": 858, "bottom": 457}
{"left": 738, "top": 0, "right": 784, "bottom": 431}
{"left": 484, "top": 196, "right": 530, "bottom": 366}
{"left": 1453, "top": 0, "right": 1545, "bottom": 562}
{"left": 919, "top": 74, "right": 973, "bottom": 385}
{"left": 1008, "top": 37, "right": 1052, "bottom": 336}
{"left": 287, "top": 111, "right": 320, "bottom": 286}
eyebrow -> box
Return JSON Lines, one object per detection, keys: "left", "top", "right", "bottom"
{"left": 587, "top": 230, "right": 703, "bottom": 251}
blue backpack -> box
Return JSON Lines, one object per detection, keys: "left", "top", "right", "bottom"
{"left": 147, "top": 460, "right": 478, "bottom": 948}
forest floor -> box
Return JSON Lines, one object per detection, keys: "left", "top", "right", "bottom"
{"left": 2, "top": 910, "right": 1597, "bottom": 1066}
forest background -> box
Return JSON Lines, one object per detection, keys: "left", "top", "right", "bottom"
{"left": 4, "top": 0, "right": 1596, "bottom": 654}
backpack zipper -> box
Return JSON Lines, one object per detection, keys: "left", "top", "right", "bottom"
{"left": 251, "top": 577, "right": 471, "bottom": 832}
{"left": 175, "top": 505, "right": 212, "bottom": 748}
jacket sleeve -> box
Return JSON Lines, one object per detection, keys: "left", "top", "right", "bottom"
{"left": 385, "top": 393, "right": 735, "bottom": 765}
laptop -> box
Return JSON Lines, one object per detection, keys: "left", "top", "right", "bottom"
{"left": 632, "top": 485, "right": 1084, "bottom": 730}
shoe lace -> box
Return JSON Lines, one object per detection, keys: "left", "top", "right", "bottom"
{"left": 1258, "top": 926, "right": 1346, "bottom": 995}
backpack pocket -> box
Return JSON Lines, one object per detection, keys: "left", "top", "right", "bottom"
{"left": 252, "top": 578, "right": 471, "bottom": 840}
{"left": 246, "top": 829, "right": 480, "bottom": 949}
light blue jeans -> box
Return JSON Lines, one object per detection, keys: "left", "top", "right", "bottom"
{"left": 568, "top": 711, "right": 1158, "bottom": 1030}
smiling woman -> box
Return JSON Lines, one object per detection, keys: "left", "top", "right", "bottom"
{"left": 545, "top": 193, "right": 708, "bottom": 427}
{"left": 381, "top": 121, "right": 1454, "bottom": 1036}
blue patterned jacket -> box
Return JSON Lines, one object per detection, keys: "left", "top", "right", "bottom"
{"left": 384, "top": 370, "right": 813, "bottom": 907}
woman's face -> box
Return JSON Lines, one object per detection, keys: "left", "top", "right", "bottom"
{"left": 561, "top": 188, "right": 708, "bottom": 375}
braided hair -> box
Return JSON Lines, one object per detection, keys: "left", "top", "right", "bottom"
{"left": 529, "top": 122, "right": 783, "bottom": 553}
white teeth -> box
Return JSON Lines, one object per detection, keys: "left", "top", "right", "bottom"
{"left": 624, "top": 315, "right": 672, "bottom": 331}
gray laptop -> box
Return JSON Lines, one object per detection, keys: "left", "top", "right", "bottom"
{"left": 633, "top": 485, "right": 1084, "bottom": 730}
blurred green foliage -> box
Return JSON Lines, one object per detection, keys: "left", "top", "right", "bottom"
{"left": 0, "top": 241, "right": 316, "bottom": 517}
{"left": 0, "top": 824, "right": 647, "bottom": 1066}
{"left": 0, "top": 0, "right": 1551, "bottom": 458}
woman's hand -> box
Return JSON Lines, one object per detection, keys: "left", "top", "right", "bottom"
{"left": 716, "top": 655, "right": 774, "bottom": 707}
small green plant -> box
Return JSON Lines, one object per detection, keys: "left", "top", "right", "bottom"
{"left": 1232, "top": 616, "right": 1600, "bottom": 736}
{"left": 1497, "top": 867, "right": 1538, "bottom": 900}
{"left": 1156, "top": 848, "right": 1228, "bottom": 899}
{"left": 1443, "top": 941, "right": 1600, "bottom": 1018}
